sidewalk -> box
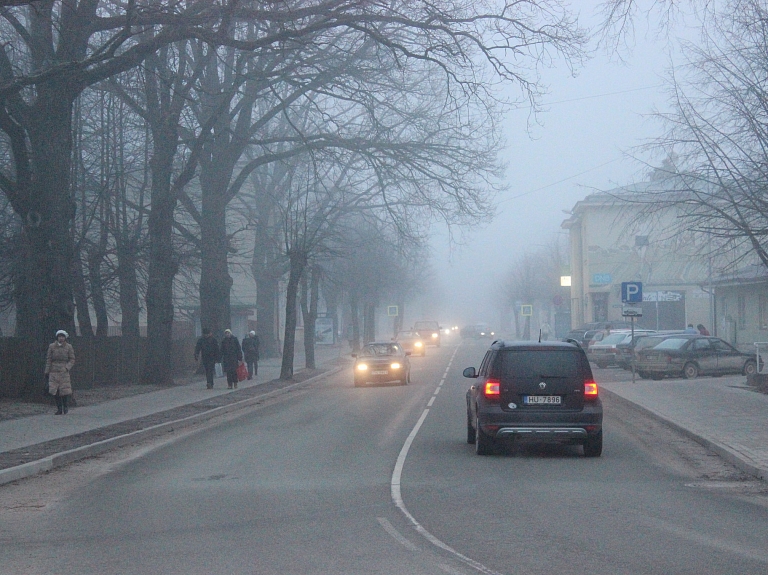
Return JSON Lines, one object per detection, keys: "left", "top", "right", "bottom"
{"left": 0, "top": 343, "right": 350, "bottom": 485}
{"left": 600, "top": 374, "right": 768, "bottom": 480}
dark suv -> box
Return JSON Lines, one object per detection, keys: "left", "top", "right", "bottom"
{"left": 463, "top": 340, "right": 603, "bottom": 456}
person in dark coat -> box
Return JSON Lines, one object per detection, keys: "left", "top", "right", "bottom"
{"left": 241, "top": 330, "right": 260, "bottom": 380}
{"left": 697, "top": 324, "right": 711, "bottom": 336}
{"left": 220, "top": 328, "right": 243, "bottom": 389}
{"left": 194, "top": 327, "right": 220, "bottom": 389}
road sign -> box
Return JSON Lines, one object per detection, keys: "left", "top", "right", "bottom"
{"left": 622, "top": 305, "right": 643, "bottom": 317}
{"left": 521, "top": 304, "right": 533, "bottom": 316}
{"left": 621, "top": 281, "right": 643, "bottom": 303}
{"left": 387, "top": 305, "right": 398, "bottom": 317}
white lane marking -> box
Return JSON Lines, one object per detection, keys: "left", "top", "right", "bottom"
{"left": 433, "top": 387, "right": 441, "bottom": 395}
{"left": 390, "top": 347, "right": 503, "bottom": 575}
{"left": 440, "top": 564, "right": 468, "bottom": 575}
{"left": 427, "top": 396, "right": 436, "bottom": 407}
{"left": 377, "top": 517, "right": 419, "bottom": 551}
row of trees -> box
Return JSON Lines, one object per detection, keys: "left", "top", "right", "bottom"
{"left": 0, "top": 1, "right": 589, "bottom": 384}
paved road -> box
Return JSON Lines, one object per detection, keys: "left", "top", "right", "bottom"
{"left": 1, "top": 338, "right": 767, "bottom": 574}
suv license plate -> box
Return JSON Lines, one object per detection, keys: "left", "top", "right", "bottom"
{"left": 524, "top": 395, "right": 561, "bottom": 405}
{"left": 371, "top": 370, "right": 388, "bottom": 375}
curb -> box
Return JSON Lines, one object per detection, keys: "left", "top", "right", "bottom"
{"left": 602, "top": 388, "right": 767, "bottom": 481}
{"left": 0, "top": 364, "right": 346, "bottom": 487}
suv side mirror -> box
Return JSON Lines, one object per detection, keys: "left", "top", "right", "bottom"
{"left": 463, "top": 367, "right": 478, "bottom": 378}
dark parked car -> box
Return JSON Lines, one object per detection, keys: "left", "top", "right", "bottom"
{"left": 616, "top": 331, "right": 684, "bottom": 370}
{"left": 588, "top": 330, "right": 654, "bottom": 368}
{"left": 463, "top": 340, "right": 603, "bottom": 457}
{"left": 353, "top": 342, "right": 411, "bottom": 387}
{"left": 635, "top": 335, "right": 757, "bottom": 380}
{"left": 394, "top": 330, "right": 425, "bottom": 356}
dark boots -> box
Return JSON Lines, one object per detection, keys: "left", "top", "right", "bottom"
{"left": 54, "top": 394, "right": 69, "bottom": 415}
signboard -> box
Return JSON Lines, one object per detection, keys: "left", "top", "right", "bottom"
{"left": 622, "top": 306, "right": 643, "bottom": 317}
{"left": 621, "top": 281, "right": 643, "bottom": 303}
{"left": 387, "top": 305, "right": 398, "bottom": 317}
{"left": 592, "top": 273, "right": 612, "bottom": 285}
{"left": 521, "top": 304, "right": 533, "bottom": 316}
{"left": 315, "top": 317, "right": 335, "bottom": 344}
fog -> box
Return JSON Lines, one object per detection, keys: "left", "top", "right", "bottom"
{"left": 425, "top": 3, "right": 685, "bottom": 330}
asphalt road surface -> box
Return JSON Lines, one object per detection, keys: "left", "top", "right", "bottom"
{"left": 1, "top": 336, "right": 767, "bottom": 574}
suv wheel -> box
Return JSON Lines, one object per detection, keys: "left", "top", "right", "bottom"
{"left": 475, "top": 417, "right": 494, "bottom": 455}
{"left": 744, "top": 360, "right": 757, "bottom": 376}
{"left": 583, "top": 430, "right": 603, "bottom": 457}
{"left": 466, "top": 410, "right": 475, "bottom": 444}
{"left": 683, "top": 362, "right": 699, "bottom": 379}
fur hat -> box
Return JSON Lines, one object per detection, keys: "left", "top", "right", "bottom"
{"left": 224, "top": 329, "right": 232, "bottom": 334}
{"left": 55, "top": 330, "right": 68, "bottom": 338}
{"left": 249, "top": 330, "right": 256, "bottom": 336}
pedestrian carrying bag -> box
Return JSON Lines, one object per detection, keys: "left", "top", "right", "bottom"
{"left": 236, "top": 361, "right": 248, "bottom": 382}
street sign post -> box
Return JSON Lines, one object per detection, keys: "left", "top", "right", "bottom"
{"left": 621, "top": 281, "right": 643, "bottom": 303}
{"left": 621, "top": 282, "right": 643, "bottom": 384}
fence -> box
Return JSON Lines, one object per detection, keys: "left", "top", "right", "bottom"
{"left": 0, "top": 336, "right": 198, "bottom": 400}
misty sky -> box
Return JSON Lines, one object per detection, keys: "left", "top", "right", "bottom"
{"left": 426, "top": 2, "right": 691, "bottom": 329}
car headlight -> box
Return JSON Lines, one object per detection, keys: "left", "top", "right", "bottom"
{"left": 390, "top": 362, "right": 401, "bottom": 369}
{"left": 415, "top": 341, "right": 423, "bottom": 347}
{"left": 356, "top": 363, "right": 368, "bottom": 371}
{"left": 444, "top": 329, "right": 450, "bottom": 335}
{"left": 431, "top": 333, "right": 438, "bottom": 338}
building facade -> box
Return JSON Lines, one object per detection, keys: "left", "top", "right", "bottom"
{"left": 562, "top": 191, "right": 712, "bottom": 333}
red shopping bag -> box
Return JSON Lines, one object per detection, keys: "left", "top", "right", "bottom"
{"left": 236, "top": 361, "right": 248, "bottom": 382}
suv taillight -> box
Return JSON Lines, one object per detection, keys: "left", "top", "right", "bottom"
{"left": 584, "top": 380, "right": 599, "bottom": 399}
{"left": 483, "top": 379, "right": 500, "bottom": 399}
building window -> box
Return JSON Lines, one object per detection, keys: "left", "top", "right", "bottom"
{"left": 760, "top": 293, "right": 768, "bottom": 330}
{"left": 738, "top": 293, "right": 746, "bottom": 330}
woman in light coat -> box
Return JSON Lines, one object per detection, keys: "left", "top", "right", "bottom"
{"left": 45, "top": 330, "right": 75, "bottom": 415}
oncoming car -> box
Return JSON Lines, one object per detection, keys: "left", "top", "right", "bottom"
{"left": 395, "top": 330, "right": 425, "bottom": 356}
{"left": 464, "top": 340, "right": 602, "bottom": 457}
{"left": 413, "top": 320, "right": 441, "bottom": 347}
{"left": 352, "top": 342, "right": 411, "bottom": 387}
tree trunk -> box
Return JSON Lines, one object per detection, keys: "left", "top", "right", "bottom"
{"left": 280, "top": 252, "right": 307, "bottom": 379}
{"left": 199, "top": 177, "right": 232, "bottom": 337}
{"left": 13, "top": 85, "right": 77, "bottom": 345}
{"left": 88, "top": 248, "right": 109, "bottom": 337}
{"left": 364, "top": 303, "right": 376, "bottom": 343}
{"left": 117, "top": 242, "right": 141, "bottom": 337}
{"left": 142, "top": 143, "right": 178, "bottom": 385}
{"left": 72, "top": 254, "right": 93, "bottom": 337}
{"left": 350, "top": 295, "right": 361, "bottom": 352}
{"left": 301, "top": 266, "right": 319, "bottom": 369}
{"left": 256, "top": 273, "right": 280, "bottom": 358}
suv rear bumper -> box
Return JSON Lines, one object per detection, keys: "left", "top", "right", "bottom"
{"left": 495, "top": 427, "right": 589, "bottom": 439}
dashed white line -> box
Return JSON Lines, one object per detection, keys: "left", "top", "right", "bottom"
{"left": 390, "top": 346, "right": 503, "bottom": 575}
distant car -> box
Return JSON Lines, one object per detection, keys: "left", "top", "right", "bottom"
{"left": 413, "top": 320, "right": 442, "bottom": 347}
{"left": 588, "top": 330, "right": 655, "bottom": 368}
{"left": 635, "top": 335, "right": 757, "bottom": 380}
{"left": 395, "top": 330, "right": 425, "bottom": 356}
{"left": 564, "top": 321, "right": 632, "bottom": 347}
{"left": 460, "top": 324, "right": 495, "bottom": 339}
{"left": 463, "top": 340, "right": 603, "bottom": 457}
{"left": 353, "top": 342, "right": 411, "bottom": 387}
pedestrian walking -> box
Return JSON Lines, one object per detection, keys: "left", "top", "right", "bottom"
{"left": 540, "top": 321, "right": 552, "bottom": 341}
{"left": 45, "top": 329, "right": 75, "bottom": 415}
{"left": 697, "top": 324, "right": 711, "bottom": 336}
{"left": 194, "top": 327, "right": 220, "bottom": 389}
{"left": 220, "top": 329, "right": 243, "bottom": 389}
{"left": 241, "top": 330, "right": 260, "bottom": 380}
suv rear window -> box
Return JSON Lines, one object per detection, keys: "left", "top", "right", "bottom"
{"left": 495, "top": 349, "right": 581, "bottom": 378}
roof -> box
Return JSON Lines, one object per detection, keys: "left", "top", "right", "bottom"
{"left": 711, "top": 264, "right": 768, "bottom": 288}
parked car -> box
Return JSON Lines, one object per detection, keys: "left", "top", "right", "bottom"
{"left": 352, "top": 342, "right": 411, "bottom": 387}
{"left": 463, "top": 340, "right": 603, "bottom": 457}
{"left": 616, "top": 331, "right": 684, "bottom": 370}
{"left": 635, "top": 335, "right": 757, "bottom": 380}
{"left": 394, "top": 330, "right": 425, "bottom": 356}
{"left": 564, "top": 321, "right": 632, "bottom": 348}
{"left": 413, "top": 320, "right": 442, "bottom": 347}
{"left": 588, "top": 330, "right": 655, "bottom": 368}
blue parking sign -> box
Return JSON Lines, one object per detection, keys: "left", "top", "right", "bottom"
{"left": 621, "top": 282, "right": 643, "bottom": 303}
